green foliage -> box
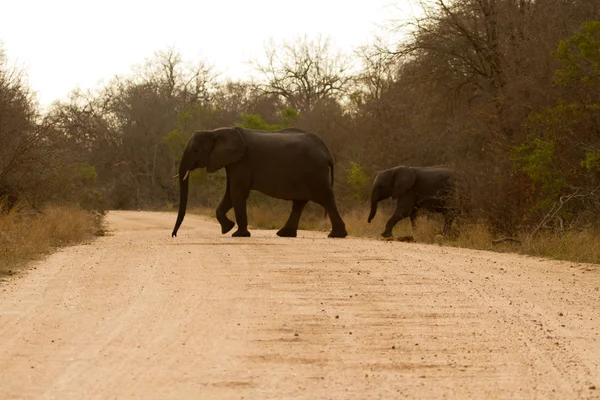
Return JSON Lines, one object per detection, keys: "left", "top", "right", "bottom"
{"left": 582, "top": 148, "right": 600, "bottom": 172}
{"left": 236, "top": 107, "right": 299, "bottom": 131}
{"left": 514, "top": 139, "right": 555, "bottom": 183}
{"left": 76, "top": 163, "right": 97, "bottom": 186}
{"left": 513, "top": 138, "right": 566, "bottom": 207}
{"left": 280, "top": 106, "right": 299, "bottom": 127}
{"left": 553, "top": 20, "right": 600, "bottom": 86}
{"left": 236, "top": 113, "right": 283, "bottom": 130}
{"left": 345, "top": 161, "right": 369, "bottom": 200}
{"left": 513, "top": 100, "right": 600, "bottom": 219}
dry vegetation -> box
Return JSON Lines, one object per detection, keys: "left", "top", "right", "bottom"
{"left": 0, "top": 203, "right": 104, "bottom": 276}
{"left": 0, "top": 49, "right": 105, "bottom": 275}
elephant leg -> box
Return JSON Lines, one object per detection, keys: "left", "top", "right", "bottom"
{"left": 216, "top": 186, "right": 235, "bottom": 234}
{"left": 382, "top": 215, "right": 401, "bottom": 238}
{"left": 382, "top": 195, "right": 415, "bottom": 238}
{"left": 409, "top": 209, "right": 417, "bottom": 232}
{"left": 314, "top": 190, "right": 347, "bottom": 238}
{"left": 277, "top": 200, "right": 308, "bottom": 237}
{"left": 230, "top": 183, "right": 251, "bottom": 237}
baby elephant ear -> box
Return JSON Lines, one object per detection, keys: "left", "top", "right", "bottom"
{"left": 392, "top": 167, "right": 417, "bottom": 199}
{"left": 207, "top": 128, "right": 247, "bottom": 173}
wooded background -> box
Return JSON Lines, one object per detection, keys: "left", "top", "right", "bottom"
{"left": 2, "top": 0, "right": 599, "bottom": 236}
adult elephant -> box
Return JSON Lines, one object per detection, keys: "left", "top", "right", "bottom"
{"left": 367, "top": 166, "right": 456, "bottom": 238}
{"left": 171, "top": 127, "right": 348, "bottom": 239}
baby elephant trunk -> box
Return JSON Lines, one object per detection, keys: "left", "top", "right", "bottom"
{"left": 368, "top": 186, "right": 380, "bottom": 223}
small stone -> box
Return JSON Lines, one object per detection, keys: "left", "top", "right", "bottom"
{"left": 392, "top": 346, "right": 396, "bottom": 350}
{"left": 335, "top": 315, "right": 339, "bottom": 319}
{"left": 294, "top": 333, "right": 299, "bottom": 337}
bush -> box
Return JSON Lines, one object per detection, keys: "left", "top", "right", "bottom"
{"left": 345, "top": 161, "right": 370, "bottom": 201}
{"left": 0, "top": 205, "right": 103, "bottom": 275}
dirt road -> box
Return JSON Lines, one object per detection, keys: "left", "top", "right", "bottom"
{"left": 1, "top": 211, "right": 599, "bottom": 399}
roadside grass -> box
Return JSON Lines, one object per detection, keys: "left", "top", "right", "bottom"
{"left": 519, "top": 231, "right": 600, "bottom": 265}
{"left": 188, "top": 203, "right": 600, "bottom": 265}
{"left": 0, "top": 202, "right": 105, "bottom": 277}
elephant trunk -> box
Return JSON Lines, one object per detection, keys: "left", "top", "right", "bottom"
{"left": 368, "top": 186, "right": 380, "bottom": 223}
{"left": 172, "top": 155, "right": 191, "bottom": 237}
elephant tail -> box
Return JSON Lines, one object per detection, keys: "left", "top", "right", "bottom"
{"left": 330, "top": 158, "right": 335, "bottom": 187}
{"left": 324, "top": 158, "right": 335, "bottom": 218}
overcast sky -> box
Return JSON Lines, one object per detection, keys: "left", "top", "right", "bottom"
{"left": 0, "top": 0, "right": 416, "bottom": 108}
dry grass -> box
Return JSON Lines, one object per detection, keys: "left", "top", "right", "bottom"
{"left": 451, "top": 222, "right": 494, "bottom": 251}
{"left": 520, "top": 231, "right": 600, "bottom": 265}
{"left": 190, "top": 203, "right": 600, "bottom": 265}
{"left": 0, "top": 202, "right": 104, "bottom": 276}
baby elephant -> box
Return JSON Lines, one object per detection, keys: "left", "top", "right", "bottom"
{"left": 367, "top": 166, "right": 456, "bottom": 238}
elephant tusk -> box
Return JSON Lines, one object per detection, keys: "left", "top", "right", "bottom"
{"left": 172, "top": 174, "right": 179, "bottom": 179}
{"left": 183, "top": 170, "right": 190, "bottom": 181}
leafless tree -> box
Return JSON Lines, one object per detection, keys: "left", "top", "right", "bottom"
{"left": 253, "top": 35, "right": 355, "bottom": 113}
{"left": 48, "top": 49, "right": 220, "bottom": 208}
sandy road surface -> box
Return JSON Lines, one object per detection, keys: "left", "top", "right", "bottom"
{"left": 1, "top": 211, "right": 599, "bottom": 399}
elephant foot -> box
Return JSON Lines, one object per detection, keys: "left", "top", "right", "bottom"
{"left": 328, "top": 227, "right": 348, "bottom": 238}
{"left": 220, "top": 219, "right": 235, "bottom": 234}
{"left": 276, "top": 226, "right": 297, "bottom": 237}
{"left": 232, "top": 229, "right": 251, "bottom": 237}
{"left": 381, "top": 231, "right": 393, "bottom": 238}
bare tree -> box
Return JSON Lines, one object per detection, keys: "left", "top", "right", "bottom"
{"left": 135, "top": 47, "right": 218, "bottom": 105}
{"left": 253, "top": 35, "right": 355, "bottom": 113}
{"left": 354, "top": 43, "right": 397, "bottom": 102}
{"left": 48, "top": 48, "right": 220, "bottom": 208}
{"left": 0, "top": 46, "right": 105, "bottom": 211}
{"left": 0, "top": 47, "right": 42, "bottom": 207}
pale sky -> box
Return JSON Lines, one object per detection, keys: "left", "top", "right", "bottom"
{"left": 0, "top": 0, "right": 416, "bottom": 108}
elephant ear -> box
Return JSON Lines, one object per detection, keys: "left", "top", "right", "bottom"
{"left": 391, "top": 167, "right": 417, "bottom": 199}
{"left": 207, "top": 128, "right": 247, "bottom": 173}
